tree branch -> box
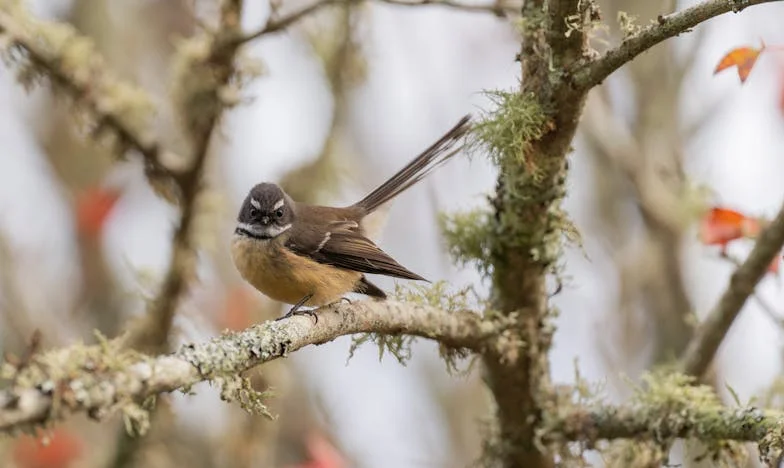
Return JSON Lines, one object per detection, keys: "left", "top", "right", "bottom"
{"left": 543, "top": 404, "right": 782, "bottom": 448}
{"left": 0, "top": 5, "right": 177, "bottom": 184}
{"left": 680, "top": 199, "right": 784, "bottom": 376}
{"left": 123, "top": 1, "right": 246, "bottom": 352}
{"left": 572, "top": 0, "right": 783, "bottom": 90}
{"left": 236, "top": 0, "right": 514, "bottom": 45}
{"left": 0, "top": 300, "right": 490, "bottom": 434}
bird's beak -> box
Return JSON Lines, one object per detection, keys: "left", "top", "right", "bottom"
{"left": 260, "top": 215, "right": 270, "bottom": 225}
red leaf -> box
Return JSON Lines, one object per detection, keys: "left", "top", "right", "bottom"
{"left": 714, "top": 46, "right": 764, "bottom": 83}
{"left": 75, "top": 186, "right": 121, "bottom": 238}
{"left": 699, "top": 207, "right": 760, "bottom": 249}
{"left": 12, "top": 428, "right": 83, "bottom": 468}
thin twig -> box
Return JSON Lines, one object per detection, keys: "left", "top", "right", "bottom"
{"left": 680, "top": 200, "right": 784, "bottom": 376}
{"left": 0, "top": 300, "right": 490, "bottom": 433}
{"left": 572, "top": 0, "right": 784, "bottom": 89}
{"left": 236, "top": 0, "right": 514, "bottom": 45}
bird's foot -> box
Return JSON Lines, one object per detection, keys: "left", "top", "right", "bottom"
{"left": 276, "top": 294, "right": 318, "bottom": 324}
{"left": 330, "top": 297, "right": 352, "bottom": 306}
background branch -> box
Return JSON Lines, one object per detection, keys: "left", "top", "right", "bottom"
{"left": 543, "top": 404, "right": 781, "bottom": 449}
{"left": 573, "top": 0, "right": 783, "bottom": 89}
{"left": 123, "top": 1, "right": 246, "bottom": 352}
{"left": 0, "top": 5, "right": 175, "bottom": 183}
{"left": 680, "top": 199, "right": 784, "bottom": 376}
{"left": 238, "top": 0, "right": 515, "bottom": 44}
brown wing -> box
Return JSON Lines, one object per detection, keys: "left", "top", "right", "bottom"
{"left": 284, "top": 223, "right": 427, "bottom": 281}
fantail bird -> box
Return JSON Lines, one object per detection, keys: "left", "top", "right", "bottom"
{"left": 231, "top": 115, "right": 472, "bottom": 320}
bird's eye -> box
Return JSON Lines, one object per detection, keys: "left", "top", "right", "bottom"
{"left": 249, "top": 207, "right": 258, "bottom": 218}
{"left": 275, "top": 208, "right": 284, "bottom": 218}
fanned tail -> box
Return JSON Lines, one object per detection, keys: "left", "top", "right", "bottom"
{"left": 352, "top": 115, "right": 472, "bottom": 214}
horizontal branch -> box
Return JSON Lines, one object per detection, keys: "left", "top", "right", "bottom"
{"left": 0, "top": 300, "right": 490, "bottom": 433}
{"left": 237, "top": 0, "right": 513, "bottom": 45}
{"left": 680, "top": 197, "right": 784, "bottom": 376}
{"left": 572, "top": 0, "right": 783, "bottom": 89}
{"left": 543, "top": 404, "right": 783, "bottom": 447}
{"left": 0, "top": 5, "right": 177, "bottom": 183}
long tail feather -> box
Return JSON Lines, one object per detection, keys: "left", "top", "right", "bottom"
{"left": 352, "top": 115, "right": 471, "bottom": 214}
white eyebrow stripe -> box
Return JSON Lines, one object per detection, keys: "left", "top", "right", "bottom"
{"left": 315, "top": 232, "right": 331, "bottom": 252}
{"left": 250, "top": 198, "right": 261, "bottom": 209}
{"left": 273, "top": 198, "right": 285, "bottom": 210}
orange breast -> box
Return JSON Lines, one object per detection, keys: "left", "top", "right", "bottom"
{"left": 231, "top": 235, "right": 362, "bottom": 307}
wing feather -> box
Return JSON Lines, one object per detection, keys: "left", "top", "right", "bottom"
{"left": 285, "top": 225, "right": 426, "bottom": 281}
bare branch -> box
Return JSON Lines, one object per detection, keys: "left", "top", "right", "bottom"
{"left": 123, "top": 1, "right": 246, "bottom": 352}
{"left": 0, "top": 6, "right": 177, "bottom": 184}
{"left": 680, "top": 200, "right": 784, "bottom": 376}
{"left": 236, "top": 0, "right": 514, "bottom": 45}
{"left": 572, "top": 0, "right": 783, "bottom": 90}
{"left": 0, "top": 300, "right": 490, "bottom": 434}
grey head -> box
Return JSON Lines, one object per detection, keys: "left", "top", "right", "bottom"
{"left": 235, "top": 183, "right": 296, "bottom": 240}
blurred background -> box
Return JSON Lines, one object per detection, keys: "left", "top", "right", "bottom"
{"left": 1, "top": 0, "right": 784, "bottom": 467}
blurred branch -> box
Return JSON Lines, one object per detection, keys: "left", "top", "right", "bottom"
{"left": 581, "top": 91, "right": 683, "bottom": 234}
{"left": 680, "top": 200, "right": 784, "bottom": 376}
{"left": 719, "top": 252, "right": 784, "bottom": 327}
{"left": 0, "top": 5, "right": 176, "bottom": 184}
{"left": 236, "top": 0, "right": 514, "bottom": 45}
{"left": 122, "top": 1, "right": 246, "bottom": 352}
{"left": 572, "top": 0, "right": 783, "bottom": 90}
{"left": 0, "top": 300, "right": 491, "bottom": 433}
{"left": 543, "top": 404, "right": 782, "bottom": 449}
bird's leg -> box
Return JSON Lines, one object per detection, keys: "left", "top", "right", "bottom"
{"left": 277, "top": 294, "right": 318, "bottom": 324}
{"left": 327, "top": 297, "right": 352, "bottom": 307}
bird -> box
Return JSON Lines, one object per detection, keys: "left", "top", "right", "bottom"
{"left": 230, "top": 115, "right": 471, "bottom": 321}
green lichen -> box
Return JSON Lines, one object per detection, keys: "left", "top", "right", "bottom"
{"left": 392, "top": 280, "right": 485, "bottom": 312}
{"left": 470, "top": 89, "right": 550, "bottom": 171}
{"left": 613, "top": 371, "right": 751, "bottom": 466}
{"left": 468, "top": 88, "right": 576, "bottom": 278}
{"left": 347, "top": 331, "right": 416, "bottom": 366}
{"left": 216, "top": 375, "right": 274, "bottom": 419}
{"left": 345, "top": 282, "right": 484, "bottom": 372}
{"left": 439, "top": 207, "right": 495, "bottom": 278}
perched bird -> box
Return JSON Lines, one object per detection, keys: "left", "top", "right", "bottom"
{"left": 231, "top": 115, "right": 471, "bottom": 320}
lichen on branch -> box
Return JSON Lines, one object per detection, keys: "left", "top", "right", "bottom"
{"left": 0, "top": 300, "right": 492, "bottom": 435}
{"left": 541, "top": 372, "right": 784, "bottom": 465}
{"left": 0, "top": 2, "right": 170, "bottom": 179}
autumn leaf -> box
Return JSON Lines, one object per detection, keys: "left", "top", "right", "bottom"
{"left": 714, "top": 45, "right": 764, "bottom": 83}
{"left": 12, "top": 428, "right": 83, "bottom": 468}
{"left": 75, "top": 186, "right": 121, "bottom": 238}
{"left": 699, "top": 207, "right": 761, "bottom": 250}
